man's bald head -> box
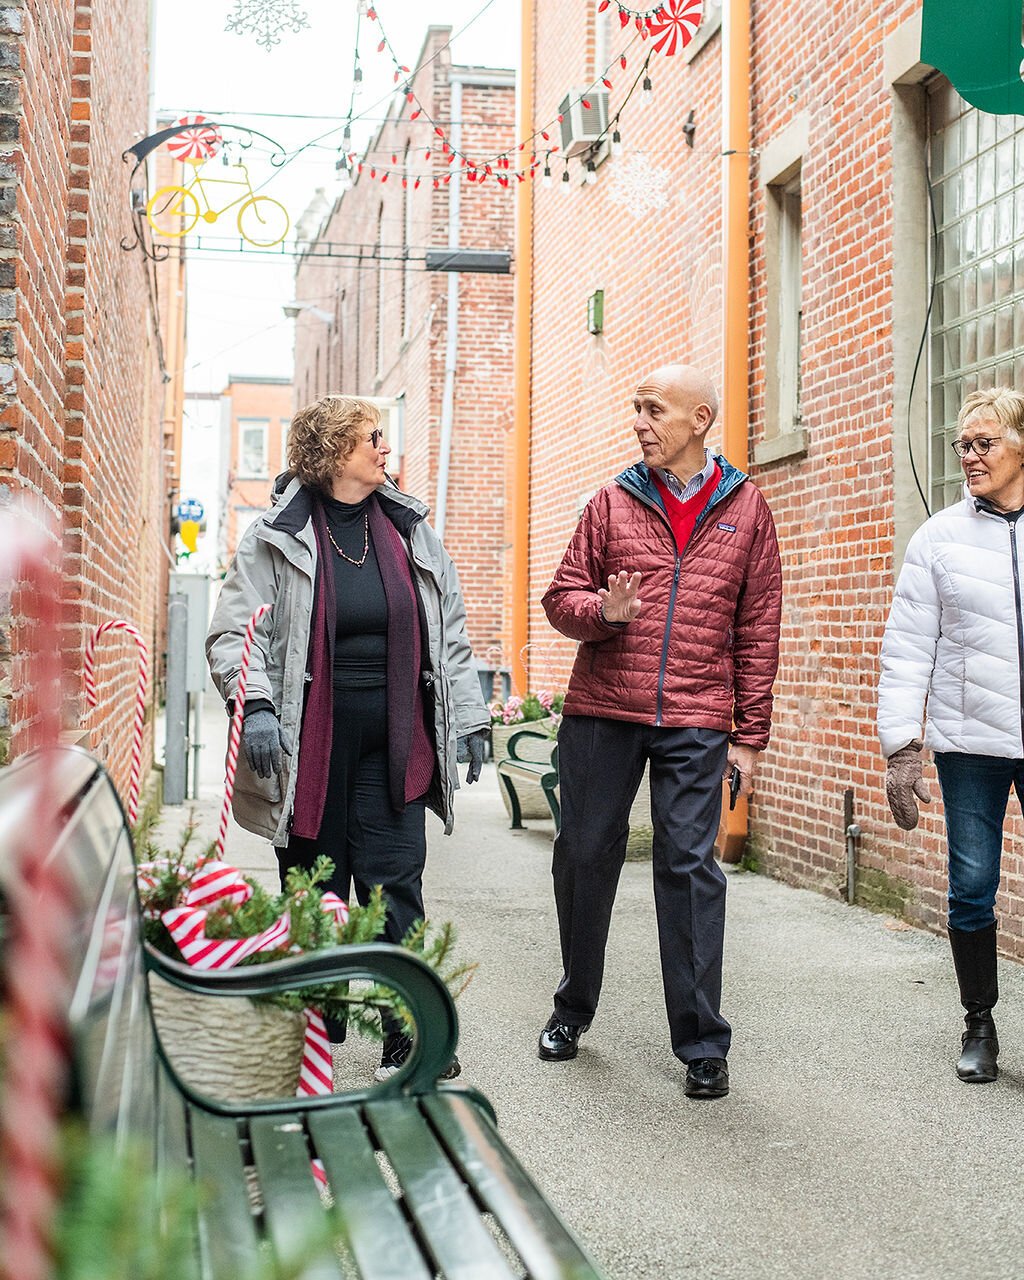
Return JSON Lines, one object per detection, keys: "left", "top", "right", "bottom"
{"left": 639, "top": 364, "right": 719, "bottom": 425}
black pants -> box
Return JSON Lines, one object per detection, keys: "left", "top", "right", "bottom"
{"left": 551, "top": 716, "right": 732, "bottom": 1062}
{"left": 280, "top": 685, "right": 427, "bottom": 1041}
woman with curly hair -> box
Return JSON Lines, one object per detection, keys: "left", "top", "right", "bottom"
{"left": 207, "top": 395, "right": 490, "bottom": 1080}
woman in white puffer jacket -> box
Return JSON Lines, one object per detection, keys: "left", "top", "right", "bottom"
{"left": 879, "top": 387, "right": 1024, "bottom": 1086}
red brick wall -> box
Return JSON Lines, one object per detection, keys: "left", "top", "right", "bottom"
{"left": 0, "top": 0, "right": 174, "bottom": 806}
{"left": 526, "top": 3, "right": 1022, "bottom": 951}
{"left": 293, "top": 29, "right": 515, "bottom": 665}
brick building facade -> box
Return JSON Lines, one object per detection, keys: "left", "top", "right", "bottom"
{"left": 220, "top": 375, "right": 292, "bottom": 564}
{"left": 292, "top": 28, "right": 515, "bottom": 668}
{"left": 524, "top": 2, "right": 1024, "bottom": 954}
{"left": 0, "top": 0, "right": 182, "bottom": 801}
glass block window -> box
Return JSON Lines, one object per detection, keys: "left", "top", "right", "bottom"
{"left": 928, "top": 79, "right": 1024, "bottom": 511}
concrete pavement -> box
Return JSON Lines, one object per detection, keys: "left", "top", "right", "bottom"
{"left": 153, "top": 695, "right": 1024, "bottom": 1280}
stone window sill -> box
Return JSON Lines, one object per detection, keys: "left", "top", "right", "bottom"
{"left": 752, "top": 427, "right": 807, "bottom": 466}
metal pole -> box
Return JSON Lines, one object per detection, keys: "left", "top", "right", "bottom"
{"left": 191, "top": 690, "right": 203, "bottom": 799}
{"left": 164, "top": 593, "right": 188, "bottom": 804}
{"left": 844, "top": 787, "right": 861, "bottom": 905}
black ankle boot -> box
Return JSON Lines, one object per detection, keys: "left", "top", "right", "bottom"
{"left": 957, "top": 1011, "right": 999, "bottom": 1082}
{"left": 948, "top": 923, "right": 999, "bottom": 1084}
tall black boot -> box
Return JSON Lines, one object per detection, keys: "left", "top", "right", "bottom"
{"left": 948, "top": 922, "right": 999, "bottom": 1083}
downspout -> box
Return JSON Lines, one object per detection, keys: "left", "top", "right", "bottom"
{"left": 434, "top": 77, "right": 462, "bottom": 542}
{"left": 511, "top": 0, "right": 534, "bottom": 696}
{"left": 721, "top": 0, "right": 752, "bottom": 861}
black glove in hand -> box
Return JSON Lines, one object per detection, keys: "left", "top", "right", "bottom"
{"left": 242, "top": 709, "right": 292, "bottom": 779}
{"left": 457, "top": 729, "right": 489, "bottom": 785}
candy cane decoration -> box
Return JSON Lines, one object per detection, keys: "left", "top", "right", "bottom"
{"left": 84, "top": 620, "right": 149, "bottom": 825}
{"left": 216, "top": 603, "right": 272, "bottom": 859}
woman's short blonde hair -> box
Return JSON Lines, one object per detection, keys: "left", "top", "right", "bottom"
{"left": 957, "top": 387, "right": 1024, "bottom": 450}
{"left": 287, "top": 395, "right": 382, "bottom": 494}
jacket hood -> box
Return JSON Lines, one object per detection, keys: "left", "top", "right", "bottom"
{"left": 264, "top": 472, "right": 428, "bottom": 540}
{"left": 615, "top": 455, "right": 748, "bottom": 509}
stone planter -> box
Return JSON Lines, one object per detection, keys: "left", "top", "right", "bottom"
{"left": 148, "top": 972, "right": 308, "bottom": 1100}
{"left": 491, "top": 721, "right": 558, "bottom": 821}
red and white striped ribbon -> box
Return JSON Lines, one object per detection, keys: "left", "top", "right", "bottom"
{"left": 215, "top": 603, "right": 272, "bottom": 860}
{"left": 84, "top": 619, "right": 149, "bottom": 825}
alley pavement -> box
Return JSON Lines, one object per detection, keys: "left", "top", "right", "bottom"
{"left": 153, "top": 695, "right": 1024, "bottom": 1280}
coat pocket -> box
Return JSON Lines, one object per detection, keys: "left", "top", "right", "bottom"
{"left": 229, "top": 751, "right": 283, "bottom": 804}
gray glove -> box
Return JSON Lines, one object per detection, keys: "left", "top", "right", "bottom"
{"left": 457, "top": 729, "right": 489, "bottom": 785}
{"left": 885, "top": 740, "right": 932, "bottom": 830}
{"left": 242, "top": 709, "right": 292, "bottom": 779}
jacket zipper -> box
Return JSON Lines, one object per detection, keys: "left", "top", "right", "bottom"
{"left": 616, "top": 472, "right": 741, "bottom": 725}
{"left": 1009, "top": 518, "right": 1024, "bottom": 754}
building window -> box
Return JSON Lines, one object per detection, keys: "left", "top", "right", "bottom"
{"left": 928, "top": 79, "right": 1024, "bottom": 510}
{"left": 776, "top": 174, "right": 803, "bottom": 432}
{"left": 238, "top": 418, "right": 269, "bottom": 477}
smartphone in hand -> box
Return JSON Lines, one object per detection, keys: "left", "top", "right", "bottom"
{"left": 728, "top": 765, "right": 742, "bottom": 810}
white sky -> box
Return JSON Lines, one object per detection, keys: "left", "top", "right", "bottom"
{"left": 152, "top": 0, "right": 518, "bottom": 395}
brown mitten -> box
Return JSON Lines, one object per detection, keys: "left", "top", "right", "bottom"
{"left": 885, "top": 740, "right": 932, "bottom": 830}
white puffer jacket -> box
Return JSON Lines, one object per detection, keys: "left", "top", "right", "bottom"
{"left": 878, "top": 492, "right": 1024, "bottom": 759}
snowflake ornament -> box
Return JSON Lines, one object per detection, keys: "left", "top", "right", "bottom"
{"left": 608, "top": 153, "right": 672, "bottom": 214}
{"left": 224, "top": 0, "right": 309, "bottom": 51}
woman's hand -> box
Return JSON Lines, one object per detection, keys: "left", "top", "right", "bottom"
{"left": 885, "top": 740, "right": 932, "bottom": 830}
{"left": 458, "top": 729, "right": 489, "bottom": 785}
{"left": 242, "top": 709, "right": 292, "bottom": 779}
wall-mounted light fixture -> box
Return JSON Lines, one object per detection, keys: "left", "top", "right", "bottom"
{"left": 682, "top": 109, "right": 696, "bottom": 148}
{"left": 587, "top": 289, "right": 604, "bottom": 335}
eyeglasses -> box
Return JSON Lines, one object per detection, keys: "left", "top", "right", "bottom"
{"left": 951, "top": 435, "right": 1005, "bottom": 458}
{"left": 366, "top": 428, "right": 384, "bottom": 448}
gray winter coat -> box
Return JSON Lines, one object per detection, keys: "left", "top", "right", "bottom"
{"left": 206, "top": 475, "right": 489, "bottom": 846}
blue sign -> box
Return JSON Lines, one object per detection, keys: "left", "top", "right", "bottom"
{"left": 177, "top": 498, "right": 204, "bottom": 522}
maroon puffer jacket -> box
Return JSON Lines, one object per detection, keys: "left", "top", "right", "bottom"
{"left": 542, "top": 458, "right": 782, "bottom": 749}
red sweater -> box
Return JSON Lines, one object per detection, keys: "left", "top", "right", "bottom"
{"left": 650, "top": 465, "right": 722, "bottom": 554}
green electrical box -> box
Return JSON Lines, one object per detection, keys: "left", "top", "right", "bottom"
{"left": 587, "top": 289, "right": 604, "bottom": 335}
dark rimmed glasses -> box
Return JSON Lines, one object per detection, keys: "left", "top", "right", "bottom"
{"left": 951, "top": 435, "right": 1004, "bottom": 458}
{"left": 366, "top": 428, "right": 384, "bottom": 448}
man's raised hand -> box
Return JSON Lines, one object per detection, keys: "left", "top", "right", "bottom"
{"left": 598, "top": 571, "right": 643, "bottom": 624}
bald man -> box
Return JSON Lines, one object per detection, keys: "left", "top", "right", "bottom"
{"left": 538, "top": 363, "right": 782, "bottom": 1099}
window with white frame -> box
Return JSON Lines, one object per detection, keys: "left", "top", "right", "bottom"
{"left": 761, "top": 157, "right": 804, "bottom": 446}
{"left": 238, "top": 418, "right": 269, "bottom": 478}
{"left": 928, "top": 78, "right": 1024, "bottom": 511}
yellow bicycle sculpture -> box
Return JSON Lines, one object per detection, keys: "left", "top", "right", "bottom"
{"left": 146, "top": 160, "right": 290, "bottom": 248}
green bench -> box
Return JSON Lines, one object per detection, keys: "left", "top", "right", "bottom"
{"left": 496, "top": 729, "right": 561, "bottom": 831}
{"left": 0, "top": 747, "right": 604, "bottom": 1280}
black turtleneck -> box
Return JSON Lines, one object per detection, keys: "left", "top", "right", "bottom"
{"left": 322, "top": 494, "right": 387, "bottom": 688}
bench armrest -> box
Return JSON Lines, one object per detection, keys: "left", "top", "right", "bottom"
{"left": 144, "top": 941, "right": 460, "bottom": 1113}
{"left": 506, "top": 727, "right": 556, "bottom": 763}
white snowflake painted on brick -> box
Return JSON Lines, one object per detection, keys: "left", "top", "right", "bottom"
{"left": 224, "top": 0, "right": 309, "bottom": 50}
{"left": 607, "top": 153, "right": 671, "bottom": 214}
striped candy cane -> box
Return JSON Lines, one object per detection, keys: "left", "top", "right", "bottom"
{"left": 215, "top": 603, "right": 272, "bottom": 859}
{"left": 85, "top": 620, "right": 149, "bottom": 824}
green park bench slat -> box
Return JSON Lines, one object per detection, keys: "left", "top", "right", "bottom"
{"left": 307, "top": 1108, "right": 433, "bottom": 1280}
{"left": 1, "top": 746, "right": 607, "bottom": 1280}
{"left": 495, "top": 730, "right": 561, "bottom": 829}
{"left": 189, "top": 1111, "right": 262, "bottom": 1280}
{"left": 249, "top": 1113, "right": 344, "bottom": 1280}
{"left": 424, "top": 1094, "right": 603, "bottom": 1280}
{"left": 365, "top": 1099, "right": 519, "bottom": 1280}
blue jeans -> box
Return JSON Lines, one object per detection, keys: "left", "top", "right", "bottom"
{"left": 934, "top": 752, "right": 1024, "bottom": 932}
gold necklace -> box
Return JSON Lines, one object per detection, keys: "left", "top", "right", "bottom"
{"left": 325, "top": 511, "right": 369, "bottom": 567}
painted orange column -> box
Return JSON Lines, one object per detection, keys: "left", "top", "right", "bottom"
{"left": 511, "top": 0, "right": 534, "bottom": 696}
{"left": 721, "top": 0, "right": 752, "bottom": 860}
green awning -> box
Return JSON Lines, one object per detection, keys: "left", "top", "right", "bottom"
{"left": 921, "top": 0, "right": 1024, "bottom": 115}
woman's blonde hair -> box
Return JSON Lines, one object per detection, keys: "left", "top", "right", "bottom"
{"left": 287, "top": 395, "right": 382, "bottom": 494}
{"left": 957, "top": 387, "right": 1024, "bottom": 450}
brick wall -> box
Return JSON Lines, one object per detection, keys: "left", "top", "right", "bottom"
{"left": 293, "top": 27, "right": 515, "bottom": 666}
{"left": 0, "top": 0, "right": 175, "bottom": 804}
{"left": 526, "top": 3, "right": 1024, "bottom": 953}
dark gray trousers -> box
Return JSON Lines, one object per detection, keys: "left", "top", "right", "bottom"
{"left": 551, "top": 715, "right": 732, "bottom": 1062}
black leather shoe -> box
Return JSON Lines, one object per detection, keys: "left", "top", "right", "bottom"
{"left": 685, "top": 1057, "right": 729, "bottom": 1098}
{"left": 538, "top": 1015, "right": 589, "bottom": 1061}
{"left": 957, "top": 1012, "right": 998, "bottom": 1083}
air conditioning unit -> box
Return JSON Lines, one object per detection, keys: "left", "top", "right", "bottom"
{"left": 558, "top": 88, "right": 610, "bottom": 159}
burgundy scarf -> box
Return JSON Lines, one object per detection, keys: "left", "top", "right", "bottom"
{"left": 290, "top": 494, "right": 436, "bottom": 838}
